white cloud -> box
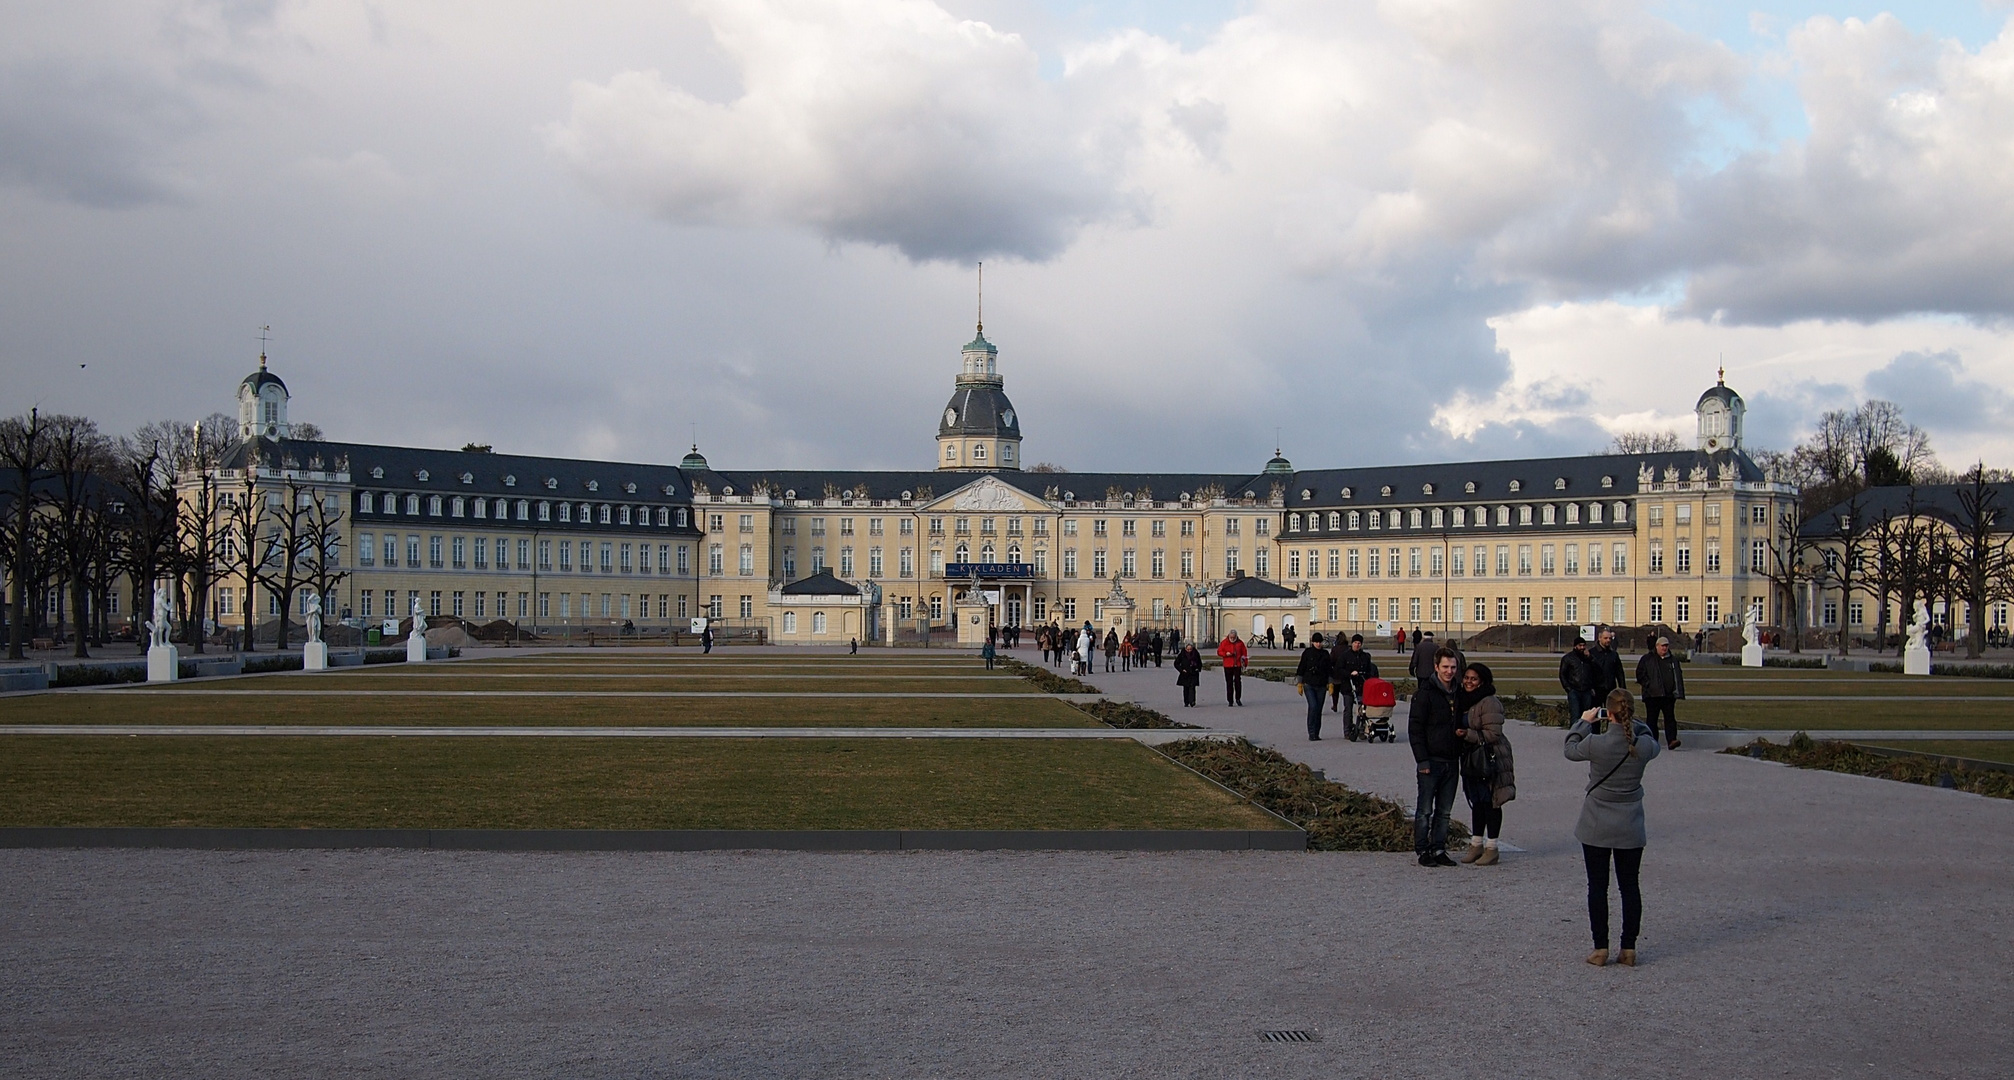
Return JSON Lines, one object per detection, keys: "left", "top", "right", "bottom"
{"left": 549, "top": 0, "right": 1135, "bottom": 262}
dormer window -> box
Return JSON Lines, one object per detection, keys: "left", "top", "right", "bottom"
{"left": 663, "top": 484, "right": 678, "bottom": 496}
{"left": 899, "top": 490, "right": 911, "bottom": 500}
{"left": 416, "top": 470, "right": 430, "bottom": 482}
{"left": 1380, "top": 486, "right": 1392, "bottom": 497}
{"left": 1600, "top": 475, "right": 1613, "bottom": 489}
{"left": 1464, "top": 481, "right": 1476, "bottom": 493}
{"left": 1554, "top": 477, "right": 1567, "bottom": 490}
{"left": 503, "top": 475, "right": 516, "bottom": 487}
{"left": 370, "top": 466, "right": 385, "bottom": 479}
{"left": 1508, "top": 479, "right": 1521, "bottom": 492}
{"left": 460, "top": 472, "right": 473, "bottom": 484}
{"left": 586, "top": 480, "right": 599, "bottom": 492}
{"left": 544, "top": 477, "right": 558, "bottom": 489}
{"left": 1340, "top": 487, "right": 1353, "bottom": 499}
{"left": 721, "top": 486, "right": 734, "bottom": 496}
{"left": 1422, "top": 483, "right": 1435, "bottom": 495}
{"left": 1301, "top": 489, "right": 1312, "bottom": 500}
{"left": 624, "top": 482, "right": 637, "bottom": 494}
{"left": 559, "top": 503, "right": 571, "bottom": 523}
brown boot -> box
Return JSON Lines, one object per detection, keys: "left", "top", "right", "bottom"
{"left": 1586, "top": 949, "right": 1609, "bottom": 967}
{"left": 1460, "top": 841, "right": 1486, "bottom": 864}
{"left": 1475, "top": 844, "right": 1499, "bottom": 866}
{"left": 1617, "top": 949, "right": 1637, "bottom": 967}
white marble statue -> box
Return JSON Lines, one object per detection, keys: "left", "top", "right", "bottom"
{"left": 304, "top": 592, "right": 323, "bottom": 644}
{"left": 147, "top": 584, "right": 173, "bottom": 648}
{"left": 1905, "top": 601, "right": 1930, "bottom": 653}
{"left": 411, "top": 593, "right": 425, "bottom": 628}
{"left": 1742, "top": 609, "right": 1760, "bottom": 649}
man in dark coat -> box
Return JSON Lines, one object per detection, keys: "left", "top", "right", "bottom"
{"left": 1558, "top": 638, "right": 1597, "bottom": 720}
{"left": 1589, "top": 626, "right": 1626, "bottom": 699}
{"left": 1635, "top": 636, "right": 1687, "bottom": 750}
{"left": 1408, "top": 646, "right": 1467, "bottom": 866}
{"left": 1335, "top": 634, "right": 1380, "bottom": 738}
{"left": 1295, "top": 632, "right": 1334, "bottom": 740}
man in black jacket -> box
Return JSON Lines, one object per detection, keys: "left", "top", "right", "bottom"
{"left": 1589, "top": 626, "right": 1626, "bottom": 699}
{"left": 1558, "top": 637, "right": 1596, "bottom": 720}
{"left": 1295, "top": 632, "right": 1333, "bottom": 740}
{"left": 1334, "top": 634, "right": 1379, "bottom": 739}
{"left": 1635, "top": 636, "right": 1687, "bottom": 750}
{"left": 1408, "top": 646, "right": 1467, "bottom": 866}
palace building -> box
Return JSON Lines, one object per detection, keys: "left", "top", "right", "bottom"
{"left": 190, "top": 323, "right": 1798, "bottom": 646}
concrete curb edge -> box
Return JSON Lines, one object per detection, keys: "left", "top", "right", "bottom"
{"left": 0, "top": 827, "right": 1307, "bottom": 853}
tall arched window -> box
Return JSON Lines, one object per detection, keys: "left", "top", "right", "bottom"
{"left": 955, "top": 543, "right": 969, "bottom": 562}
{"left": 1007, "top": 545, "right": 1022, "bottom": 563}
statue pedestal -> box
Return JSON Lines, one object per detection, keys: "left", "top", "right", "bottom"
{"left": 147, "top": 644, "right": 180, "bottom": 683}
{"left": 303, "top": 642, "right": 328, "bottom": 671}
{"left": 407, "top": 631, "right": 429, "bottom": 663}
{"left": 1740, "top": 643, "right": 1764, "bottom": 668}
{"left": 954, "top": 602, "right": 991, "bottom": 647}
{"left": 1903, "top": 645, "right": 1931, "bottom": 676}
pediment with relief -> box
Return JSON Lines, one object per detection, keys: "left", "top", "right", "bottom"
{"left": 938, "top": 475, "right": 1044, "bottom": 513}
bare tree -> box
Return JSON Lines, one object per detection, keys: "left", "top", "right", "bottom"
{"left": 171, "top": 419, "right": 236, "bottom": 653}
{"left": 296, "top": 485, "right": 349, "bottom": 638}
{"left": 252, "top": 476, "right": 317, "bottom": 650}
{"left": 44, "top": 416, "right": 115, "bottom": 658}
{"left": 0, "top": 409, "right": 52, "bottom": 659}
{"left": 290, "top": 421, "right": 324, "bottom": 442}
{"left": 1605, "top": 430, "right": 1684, "bottom": 454}
{"left": 1869, "top": 491, "right": 1941, "bottom": 656}
{"left": 1949, "top": 465, "right": 2014, "bottom": 658}
{"left": 112, "top": 424, "right": 184, "bottom": 651}
{"left": 219, "top": 466, "right": 266, "bottom": 652}
{"left": 1759, "top": 509, "right": 1815, "bottom": 652}
{"left": 1805, "top": 493, "right": 1873, "bottom": 656}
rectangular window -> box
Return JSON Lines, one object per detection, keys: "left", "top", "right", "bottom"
{"left": 1518, "top": 596, "right": 1531, "bottom": 623}
{"left": 473, "top": 537, "right": 487, "bottom": 570}
{"left": 406, "top": 536, "right": 420, "bottom": 567}
{"left": 1497, "top": 597, "right": 1510, "bottom": 622}
{"left": 1093, "top": 549, "right": 1108, "bottom": 578}
{"left": 452, "top": 536, "right": 465, "bottom": 569}
{"left": 1348, "top": 597, "right": 1360, "bottom": 621}
{"left": 1849, "top": 601, "right": 1864, "bottom": 626}
{"left": 1254, "top": 548, "right": 1269, "bottom": 578}
{"left": 1430, "top": 548, "right": 1444, "bottom": 577}
{"left": 474, "top": 592, "right": 486, "bottom": 619}
{"left": 1705, "top": 539, "right": 1721, "bottom": 574}
{"left": 1676, "top": 504, "right": 1692, "bottom": 526}
{"left": 1409, "top": 597, "right": 1421, "bottom": 622}
{"left": 1122, "top": 549, "right": 1137, "bottom": 577}
{"left": 739, "top": 595, "right": 753, "bottom": 619}
{"left": 677, "top": 545, "right": 690, "bottom": 574}
{"left": 709, "top": 596, "right": 722, "bottom": 619}
{"left": 1225, "top": 548, "right": 1240, "bottom": 576}
{"left": 931, "top": 595, "right": 946, "bottom": 621}
{"left": 1587, "top": 544, "right": 1602, "bottom": 575}
{"left": 1180, "top": 520, "right": 1195, "bottom": 537}
{"left": 1151, "top": 549, "right": 1166, "bottom": 578}
{"left": 1751, "top": 539, "right": 1767, "bottom": 573}
{"left": 358, "top": 590, "right": 371, "bottom": 618}
{"left": 620, "top": 543, "right": 633, "bottom": 573}
{"left": 1348, "top": 549, "right": 1361, "bottom": 577}
{"left": 1367, "top": 549, "right": 1381, "bottom": 577}
{"left": 1614, "top": 597, "right": 1627, "bottom": 623}
{"left": 1678, "top": 595, "right": 1692, "bottom": 623}
{"left": 901, "top": 547, "right": 915, "bottom": 577}
{"left": 1328, "top": 550, "right": 1340, "bottom": 577}
{"left": 1368, "top": 598, "right": 1380, "bottom": 621}
{"left": 1612, "top": 543, "right": 1627, "bottom": 575}
{"left": 1288, "top": 551, "right": 1301, "bottom": 578}
{"left": 1649, "top": 596, "right": 1665, "bottom": 622}
{"left": 709, "top": 544, "right": 724, "bottom": 575}
{"left": 359, "top": 534, "right": 375, "bottom": 566}
{"left": 1564, "top": 596, "right": 1578, "bottom": 622}
{"left": 428, "top": 536, "right": 443, "bottom": 569}
{"left": 1649, "top": 540, "right": 1664, "bottom": 574}
{"left": 429, "top": 590, "right": 442, "bottom": 617}
{"left": 600, "top": 543, "right": 613, "bottom": 573}
{"left": 539, "top": 593, "right": 550, "bottom": 618}
{"left": 1541, "top": 596, "right": 1554, "bottom": 622}
{"left": 452, "top": 591, "right": 464, "bottom": 618}
{"left": 1451, "top": 547, "right": 1465, "bottom": 576}
{"left": 1063, "top": 548, "right": 1078, "bottom": 577}
{"left": 1540, "top": 544, "right": 1555, "bottom": 575}
{"left": 1563, "top": 544, "right": 1578, "bottom": 575}
{"left": 1675, "top": 540, "right": 1691, "bottom": 575}
{"left": 869, "top": 547, "right": 883, "bottom": 577}
{"left": 1180, "top": 550, "right": 1195, "bottom": 578}
{"left": 839, "top": 546, "right": 853, "bottom": 576}
{"left": 1495, "top": 545, "right": 1510, "bottom": 575}
{"left": 1327, "top": 597, "right": 1338, "bottom": 621}
{"left": 1517, "top": 545, "right": 1532, "bottom": 576}
{"left": 1408, "top": 547, "right": 1421, "bottom": 577}
{"left": 740, "top": 545, "right": 755, "bottom": 575}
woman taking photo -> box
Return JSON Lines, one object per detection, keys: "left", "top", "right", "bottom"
{"left": 1457, "top": 662, "right": 1515, "bottom": 865}
{"left": 1565, "top": 688, "right": 1660, "bottom": 967}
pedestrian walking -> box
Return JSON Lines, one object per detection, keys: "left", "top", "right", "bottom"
{"left": 1634, "top": 636, "right": 1687, "bottom": 749}
{"left": 1295, "top": 632, "right": 1333, "bottom": 740}
{"left": 701, "top": 624, "right": 714, "bottom": 654}
{"left": 1327, "top": 634, "right": 1351, "bottom": 712}
{"left": 1566, "top": 689, "right": 1661, "bottom": 967}
{"left": 1119, "top": 633, "right": 1133, "bottom": 671}
{"left": 1217, "top": 630, "right": 1248, "bottom": 706}
{"left": 1336, "top": 634, "right": 1379, "bottom": 739}
{"left": 1283, "top": 624, "right": 1297, "bottom": 650}
{"left": 981, "top": 639, "right": 996, "bottom": 670}
{"left": 1458, "top": 662, "right": 1515, "bottom": 865}
{"left": 1103, "top": 628, "right": 1119, "bottom": 672}
{"left": 1408, "top": 646, "right": 1465, "bottom": 866}
{"left": 1175, "top": 643, "right": 1203, "bottom": 707}
{"left": 1078, "top": 626, "right": 1096, "bottom": 675}
{"left": 1408, "top": 630, "right": 1442, "bottom": 682}
{"left": 1395, "top": 626, "right": 1407, "bottom": 654}
{"left": 1559, "top": 637, "right": 1597, "bottom": 720}
{"left": 1264, "top": 625, "right": 1276, "bottom": 649}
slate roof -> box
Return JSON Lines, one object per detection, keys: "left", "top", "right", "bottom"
{"left": 938, "top": 384, "right": 1021, "bottom": 438}
{"left": 222, "top": 438, "right": 696, "bottom": 504}
{"left": 1218, "top": 575, "right": 1301, "bottom": 599}
{"left": 778, "top": 570, "right": 861, "bottom": 596}
{"left": 1798, "top": 483, "right": 2014, "bottom": 538}
{"left": 1290, "top": 449, "right": 1764, "bottom": 509}
{"left": 693, "top": 469, "right": 1275, "bottom": 506}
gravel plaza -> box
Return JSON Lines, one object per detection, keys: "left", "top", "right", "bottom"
{"left": 3, "top": 647, "right": 2012, "bottom": 1078}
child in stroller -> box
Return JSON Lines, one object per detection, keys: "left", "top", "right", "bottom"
{"left": 1354, "top": 676, "right": 1399, "bottom": 743}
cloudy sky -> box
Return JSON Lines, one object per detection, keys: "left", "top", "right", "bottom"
{"left": 4, "top": 0, "right": 2013, "bottom": 474}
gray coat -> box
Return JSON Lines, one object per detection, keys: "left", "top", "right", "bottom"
{"left": 1564, "top": 719, "right": 1660, "bottom": 848}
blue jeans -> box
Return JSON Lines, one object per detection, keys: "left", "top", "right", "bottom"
{"left": 1303, "top": 683, "right": 1326, "bottom": 738}
{"left": 1565, "top": 689, "right": 1594, "bottom": 721}
{"left": 1414, "top": 759, "right": 1460, "bottom": 856}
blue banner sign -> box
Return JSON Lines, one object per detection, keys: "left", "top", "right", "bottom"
{"left": 945, "top": 562, "right": 1034, "bottom": 579}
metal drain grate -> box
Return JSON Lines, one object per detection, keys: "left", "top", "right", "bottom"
{"left": 1258, "top": 1030, "right": 1320, "bottom": 1044}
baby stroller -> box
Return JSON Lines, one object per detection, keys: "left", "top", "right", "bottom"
{"left": 1359, "top": 677, "right": 1398, "bottom": 743}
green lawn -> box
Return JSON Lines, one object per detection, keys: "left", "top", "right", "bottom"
{"left": 0, "top": 691, "right": 1098, "bottom": 728}
{"left": 0, "top": 736, "right": 1284, "bottom": 831}
{"left": 1861, "top": 740, "right": 2014, "bottom": 766}
{"left": 148, "top": 674, "right": 1036, "bottom": 695}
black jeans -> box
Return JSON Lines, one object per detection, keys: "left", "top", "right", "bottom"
{"left": 1584, "top": 844, "right": 1644, "bottom": 950}
{"left": 1645, "top": 696, "right": 1677, "bottom": 743}
{"left": 1413, "top": 759, "right": 1459, "bottom": 855}
{"left": 1181, "top": 684, "right": 1197, "bottom": 707}
{"left": 1224, "top": 667, "right": 1242, "bottom": 705}
{"left": 1463, "top": 773, "right": 1501, "bottom": 839}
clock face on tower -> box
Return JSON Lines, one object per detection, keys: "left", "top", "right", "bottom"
{"left": 945, "top": 408, "right": 958, "bottom": 426}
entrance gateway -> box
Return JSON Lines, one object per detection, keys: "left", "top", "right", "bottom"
{"left": 945, "top": 561, "right": 1035, "bottom": 633}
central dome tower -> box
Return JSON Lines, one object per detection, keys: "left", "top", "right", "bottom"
{"left": 936, "top": 275, "right": 1022, "bottom": 471}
